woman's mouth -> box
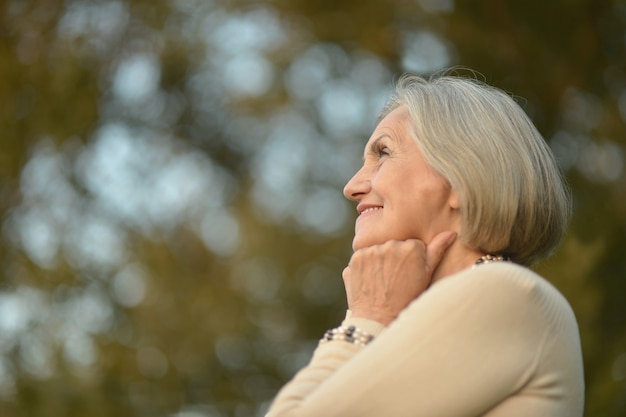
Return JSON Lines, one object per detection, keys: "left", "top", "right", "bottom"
{"left": 357, "top": 206, "right": 382, "bottom": 220}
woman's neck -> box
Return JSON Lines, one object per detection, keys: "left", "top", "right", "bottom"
{"left": 431, "top": 240, "right": 485, "bottom": 283}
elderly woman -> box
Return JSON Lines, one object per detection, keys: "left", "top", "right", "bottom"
{"left": 265, "top": 73, "right": 584, "bottom": 416}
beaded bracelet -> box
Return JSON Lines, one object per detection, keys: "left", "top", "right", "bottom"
{"left": 319, "top": 325, "right": 375, "bottom": 347}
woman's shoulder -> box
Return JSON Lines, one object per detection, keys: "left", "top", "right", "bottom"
{"left": 427, "top": 262, "right": 577, "bottom": 327}
{"left": 435, "top": 262, "right": 560, "bottom": 298}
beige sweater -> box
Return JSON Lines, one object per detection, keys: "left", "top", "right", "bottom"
{"left": 266, "top": 262, "right": 584, "bottom": 417}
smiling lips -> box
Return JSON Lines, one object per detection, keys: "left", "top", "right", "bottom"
{"left": 357, "top": 206, "right": 382, "bottom": 219}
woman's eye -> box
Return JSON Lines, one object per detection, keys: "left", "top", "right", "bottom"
{"left": 377, "top": 146, "right": 390, "bottom": 157}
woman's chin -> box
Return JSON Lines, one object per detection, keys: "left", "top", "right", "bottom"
{"left": 351, "top": 236, "right": 367, "bottom": 251}
{"left": 351, "top": 235, "right": 387, "bottom": 251}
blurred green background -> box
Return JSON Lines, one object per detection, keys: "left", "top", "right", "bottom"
{"left": 0, "top": 0, "right": 625, "bottom": 416}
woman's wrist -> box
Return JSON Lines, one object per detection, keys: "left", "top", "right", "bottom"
{"left": 349, "top": 310, "right": 396, "bottom": 327}
{"left": 342, "top": 312, "right": 387, "bottom": 336}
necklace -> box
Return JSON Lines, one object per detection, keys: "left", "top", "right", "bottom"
{"left": 473, "top": 254, "right": 508, "bottom": 268}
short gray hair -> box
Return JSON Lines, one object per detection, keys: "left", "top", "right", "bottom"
{"left": 380, "top": 72, "right": 571, "bottom": 266}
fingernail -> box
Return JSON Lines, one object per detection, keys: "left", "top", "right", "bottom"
{"left": 448, "top": 232, "right": 458, "bottom": 244}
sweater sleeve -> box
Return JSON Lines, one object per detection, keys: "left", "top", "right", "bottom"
{"left": 265, "top": 263, "right": 578, "bottom": 417}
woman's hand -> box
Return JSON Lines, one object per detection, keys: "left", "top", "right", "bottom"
{"left": 342, "top": 231, "right": 457, "bottom": 326}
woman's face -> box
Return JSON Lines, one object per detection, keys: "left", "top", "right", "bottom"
{"left": 343, "top": 106, "right": 460, "bottom": 251}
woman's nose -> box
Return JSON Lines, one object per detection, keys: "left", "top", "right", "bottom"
{"left": 343, "top": 166, "right": 371, "bottom": 201}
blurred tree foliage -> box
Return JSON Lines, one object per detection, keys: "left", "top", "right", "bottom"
{"left": 0, "top": 0, "right": 625, "bottom": 416}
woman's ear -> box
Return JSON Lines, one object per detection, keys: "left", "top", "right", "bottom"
{"left": 448, "top": 189, "right": 460, "bottom": 210}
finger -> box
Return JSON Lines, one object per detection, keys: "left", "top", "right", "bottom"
{"left": 425, "top": 231, "right": 457, "bottom": 275}
{"left": 342, "top": 266, "right": 352, "bottom": 295}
